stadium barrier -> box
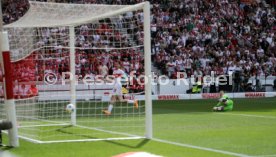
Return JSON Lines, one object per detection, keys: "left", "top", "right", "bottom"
{"left": 102, "top": 92, "right": 276, "bottom": 101}
{"left": 34, "top": 75, "right": 276, "bottom": 100}
{"left": 38, "top": 91, "right": 276, "bottom": 102}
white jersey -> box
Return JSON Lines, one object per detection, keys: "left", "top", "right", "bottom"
{"left": 112, "top": 69, "right": 125, "bottom": 95}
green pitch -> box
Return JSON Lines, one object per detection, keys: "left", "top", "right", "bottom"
{"left": 1, "top": 98, "right": 276, "bottom": 157}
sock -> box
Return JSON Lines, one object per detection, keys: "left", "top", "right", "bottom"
{"left": 108, "top": 104, "right": 113, "bottom": 112}
{"left": 127, "top": 100, "right": 134, "bottom": 104}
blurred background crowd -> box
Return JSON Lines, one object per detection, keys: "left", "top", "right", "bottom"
{"left": 1, "top": 0, "right": 276, "bottom": 94}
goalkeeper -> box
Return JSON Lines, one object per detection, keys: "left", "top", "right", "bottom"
{"left": 213, "top": 91, "right": 234, "bottom": 112}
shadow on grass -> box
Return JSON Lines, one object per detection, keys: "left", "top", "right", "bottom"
{"left": 0, "top": 145, "right": 13, "bottom": 151}
{"left": 56, "top": 125, "right": 99, "bottom": 139}
{"left": 56, "top": 125, "right": 149, "bottom": 149}
{"left": 105, "top": 139, "right": 150, "bottom": 149}
{"left": 153, "top": 98, "right": 276, "bottom": 114}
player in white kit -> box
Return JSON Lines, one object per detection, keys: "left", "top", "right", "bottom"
{"left": 103, "top": 62, "right": 138, "bottom": 115}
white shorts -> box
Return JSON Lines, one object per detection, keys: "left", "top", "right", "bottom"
{"left": 112, "top": 83, "right": 122, "bottom": 96}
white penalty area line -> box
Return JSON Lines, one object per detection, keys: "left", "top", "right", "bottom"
{"left": 163, "top": 112, "right": 276, "bottom": 119}
{"left": 253, "top": 155, "right": 276, "bottom": 157}
{"left": 152, "top": 138, "right": 251, "bottom": 157}
{"left": 215, "top": 113, "right": 276, "bottom": 119}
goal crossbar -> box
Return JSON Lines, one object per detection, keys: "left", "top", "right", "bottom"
{"left": 4, "top": 1, "right": 146, "bottom": 28}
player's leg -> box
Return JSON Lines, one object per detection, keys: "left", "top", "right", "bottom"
{"left": 103, "top": 95, "right": 118, "bottom": 115}
{"left": 213, "top": 106, "right": 224, "bottom": 112}
{"left": 103, "top": 84, "right": 122, "bottom": 115}
{"left": 118, "top": 96, "right": 139, "bottom": 109}
{"left": 213, "top": 102, "right": 223, "bottom": 111}
{"left": 213, "top": 103, "right": 233, "bottom": 112}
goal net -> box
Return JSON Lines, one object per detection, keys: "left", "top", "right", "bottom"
{"left": 0, "top": 1, "right": 152, "bottom": 144}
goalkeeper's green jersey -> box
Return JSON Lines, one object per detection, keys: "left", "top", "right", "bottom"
{"left": 224, "top": 99, "right": 234, "bottom": 111}
{"left": 216, "top": 94, "right": 234, "bottom": 111}
{"left": 222, "top": 94, "right": 229, "bottom": 100}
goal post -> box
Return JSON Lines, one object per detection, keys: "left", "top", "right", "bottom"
{"left": 1, "top": 0, "right": 19, "bottom": 146}
{"left": 143, "top": 1, "right": 152, "bottom": 139}
{"left": 1, "top": 1, "right": 152, "bottom": 143}
{"left": 69, "top": 26, "right": 77, "bottom": 126}
{"left": 0, "top": 31, "right": 19, "bottom": 147}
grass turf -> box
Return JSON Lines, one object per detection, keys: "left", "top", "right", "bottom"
{"left": 1, "top": 98, "right": 276, "bottom": 157}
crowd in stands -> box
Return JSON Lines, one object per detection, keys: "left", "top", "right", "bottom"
{"left": 151, "top": 0, "right": 275, "bottom": 80}
{"left": 2, "top": 0, "right": 29, "bottom": 24}
{"left": 1, "top": 0, "right": 276, "bottom": 94}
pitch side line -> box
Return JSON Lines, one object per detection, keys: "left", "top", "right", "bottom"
{"left": 153, "top": 138, "right": 251, "bottom": 157}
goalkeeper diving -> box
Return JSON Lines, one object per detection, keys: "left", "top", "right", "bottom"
{"left": 213, "top": 91, "right": 234, "bottom": 112}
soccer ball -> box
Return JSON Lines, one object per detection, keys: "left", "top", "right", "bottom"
{"left": 65, "top": 104, "right": 75, "bottom": 113}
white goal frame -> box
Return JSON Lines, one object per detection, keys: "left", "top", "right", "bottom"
{"left": 1, "top": 1, "right": 152, "bottom": 144}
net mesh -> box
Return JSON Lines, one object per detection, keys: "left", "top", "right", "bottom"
{"left": 4, "top": 1, "right": 145, "bottom": 62}
{"left": 1, "top": 1, "right": 147, "bottom": 143}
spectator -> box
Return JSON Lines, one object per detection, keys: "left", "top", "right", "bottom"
{"left": 29, "top": 85, "right": 39, "bottom": 97}
{"left": 18, "top": 84, "right": 29, "bottom": 99}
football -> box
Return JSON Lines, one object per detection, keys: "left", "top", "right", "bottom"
{"left": 65, "top": 104, "right": 75, "bottom": 113}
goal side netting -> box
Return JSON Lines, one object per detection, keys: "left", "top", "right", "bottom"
{"left": 0, "top": 1, "right": 152, "bottom": 144}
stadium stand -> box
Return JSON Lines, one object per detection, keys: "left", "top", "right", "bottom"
{"left": 1, "top": 0, "right": 276, "bottom": 94}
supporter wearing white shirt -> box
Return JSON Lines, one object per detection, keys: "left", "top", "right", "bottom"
{"left": 184, "top": 57, "right": 193, "bottom": 71}
{"left": 151, "top": 23, "right": 157, "bottom": 32}
{"left": 175, "top": 56, "right": 184, "bottom": 72}
{"left": 83, "top": 42, "right": 91, "bottom": 49}
{"left": 44, "top": 69, "right": 53, "bottom": 74}
{"left": 199, "top": 57, "right": 210, "bottom": 68}
{"left": 270, "top": 55, "right": 276, "bottom": 64}
{"left": 167, "top": 58, "right": 176, "bottom": 77}
{"left": 244, "top": 63, "right": 251, "bottom": 71}
{"left": 152, "top": 41, "right": 160, "bottom": 55}
{"left": 19, "top": 84, "right": 30, "bottom": 98}
{"left": 80, "top": 25, "right": 89, "bottom": 34}
{"left": 13, "top": 84, "right": 19, "bottom": 98}
{"left": 75, "top": 61, "right": 81, "bottom": 75}
{"left": 92, "top": 34, "right": 100, "bottom": 43}
{"left": 239, "top": 57, "right": 246, "bottom": 65}
{"left": 122, "top": 58, "right": 130, "bottom": 73}
{"left": 81, "top": 58, "right": 87, "bottom": 65}
{"left": 235, "top": 64, "right": 242, "bottom": 73}
{"left": 257, "top": 47, "right": 264, "bottom": 57}
{"left": 102, "top": 52, "right": 110, "bottom": 66}
{"left": 98, "top": 63, "right": 109, "bottom": 77}
{"left": 181, "top": 32, "right": 189, "bottom": 47}
{"left": 132, "top": 60, "right": 140, "bottom": 71}
{"left": 266, "top": 35, "right": 273, "bottom": 46}
{"left": 126, "top": 11, "right": 133, "bottom": 19}
{"left": 192, "top": 45, "right": 200, "bottom": 52}
{"left": 216, "top": 49, "right": 224, "bottom": 57}
{"left": 204, "top": 33, "right": 212, "bottom": 41}
{"left": 227, "top": 63, "right": 236, "bottom": 75}
{"left": 265, "top": 60, "right": 273, "bottom": 67}
{"left": 254, "top": 61, "right": 260, "bottom": 67}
